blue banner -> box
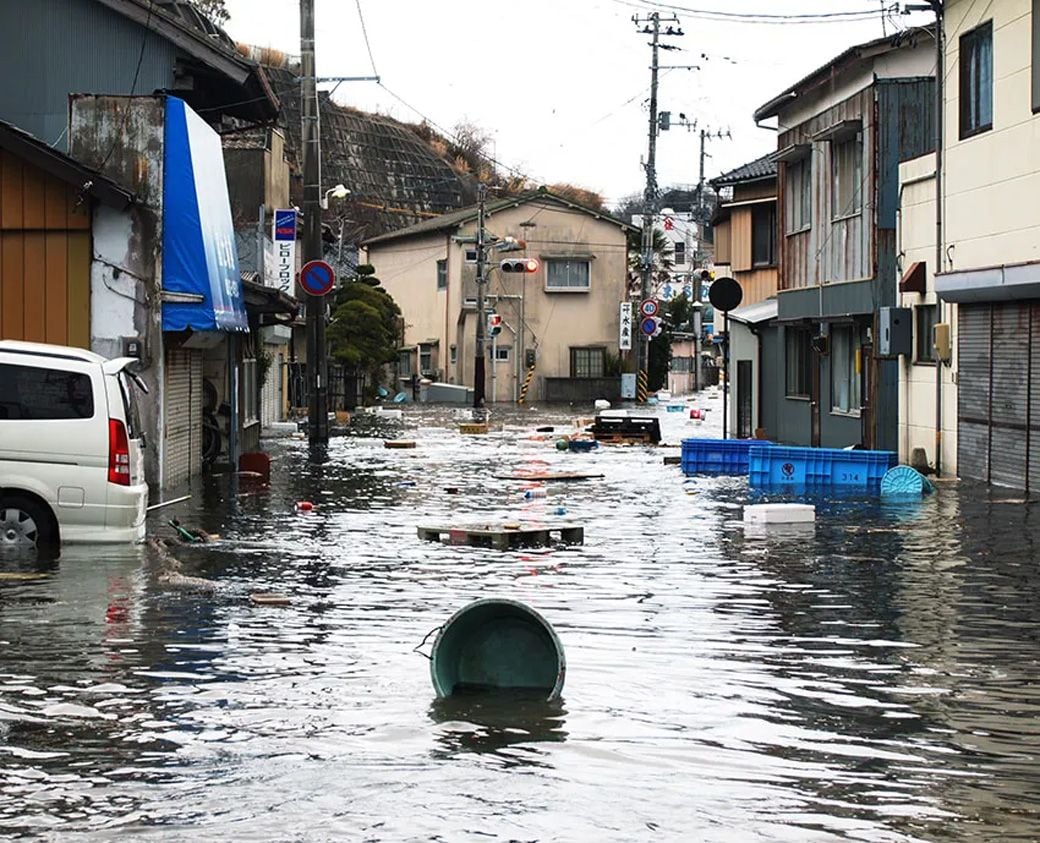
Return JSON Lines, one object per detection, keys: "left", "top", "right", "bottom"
{"left": 162, "top": 97, "right": 248, "bottom": 332}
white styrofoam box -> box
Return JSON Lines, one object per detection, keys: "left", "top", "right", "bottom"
{"left": 594, "top": 399, "right": 611, "bottom": 410}
{"left": 743, "top": 503, "right": 816, "bottom": 524}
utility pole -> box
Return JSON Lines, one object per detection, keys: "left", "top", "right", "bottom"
{"left": 473, "top": 183, "right": 488, "bottom": 411}
{"left": 300, "top": 0, "right": 327, "bottom": 444}
{"left": 632, "top": 12, "right": 681, "bottom": 402}
{"left": 931, "top": 0, "right": 945, "bottom": 476}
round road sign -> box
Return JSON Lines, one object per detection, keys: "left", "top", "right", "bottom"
{"left": 300, "top": 260, "right": 336, "bottom": 296}
{"left": 639, "top": 298, "right": 659, "bottom": 317}
{"left": 708, "top": 277, "right": 742, "bottom": 312}
{"left": 640, "top": 316, "right": 659, "bottom": 336}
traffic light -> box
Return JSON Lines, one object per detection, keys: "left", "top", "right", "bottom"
{"left": 500, "top": 258, "right": 540, "bottom": 273}
{"left": 487, "top": 312, "right": 503, "bottom": 337}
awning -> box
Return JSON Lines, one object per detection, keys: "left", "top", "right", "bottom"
{"left": 241, "top": 276, "right": 299, "bottom": 327}
{"left": 727, "top": 298, "right": 779, "bottom": 326}
{"left": 161, "top": 97, "right": 248, "bottom": 333}
{"left": 936, "top": 260, "right": 1040, "bottom": 303}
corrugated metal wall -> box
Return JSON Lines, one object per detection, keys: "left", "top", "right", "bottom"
{"left": 778, "top": 87, "right": 875, "bottom": 291}
{"left": 958, "top": 302, "right": 1040, "bottom": 490}
{"left": 163, "top": 347, "right": 202, "bottom": 488}
{"left": 0, "top": 0, "right": 180, "bottom": 147}
{"left": 0, "top": 150, "right": 91, "bottom": 347}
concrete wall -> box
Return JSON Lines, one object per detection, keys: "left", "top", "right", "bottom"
{"left": 73, "top": 96, "right": 166, "bottom": 487}
{"left": 944, "top": 0, "right": 1040, "bottom": 271}
{"left": 897, "top": 154, "right": 959, "bottom": 474}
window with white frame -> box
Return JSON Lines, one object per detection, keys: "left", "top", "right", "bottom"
{"left": 830, "top": 325, "right": 861, "bottom": 414}
{"left": 786, "top": 157, "right": 811, "bottom": 233}
{"left": 241, "top": 358, "right": 258, "bottom": 423}
{"left": 494, "top": 345, "right": 511, "bottom": 362}
{"left": 673, "top": 241, "right": 686, "bottom": 265}
{"left": 419, "top": 344, "right": 434, "bottom": 374}
{"left": 546, "top": 259, "right": 591, "bottom": 291}
{"left": 831, "top": 136, "right": 862, "bottom": 219}
{"left": 436, "top": 259, "right": 447, "bottom": 290}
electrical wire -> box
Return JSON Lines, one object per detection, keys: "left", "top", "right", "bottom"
{"left": 355, "top": 0, "right": 379, "bottom": 78}
{"left": 99, "top": 0, "right": 153, "bottom": 171}
{"left": 613, "top": 0, "right": 892, "bottom": 24}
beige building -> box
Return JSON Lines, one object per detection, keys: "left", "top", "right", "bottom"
{"left": 901, "top": 0, "right": 1040, "bottom": 488}
{"left": 363, "top": 190, "right": 636, "bottom": 403}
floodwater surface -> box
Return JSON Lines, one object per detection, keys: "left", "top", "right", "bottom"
{"left": 2, "top": 397, "right": 1040, "bottom": 841}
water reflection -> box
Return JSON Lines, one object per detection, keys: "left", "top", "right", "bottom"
{"left": 4, "top": 402, "right": 1040, "bottom": 839}
{"left": 429, "top": 692, "right": 568, "bottom": 768}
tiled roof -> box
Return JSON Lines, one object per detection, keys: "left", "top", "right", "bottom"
{"left": 362, "top": 189, "right": 637, "bottom": 247}
{"left": 710, "top": 153, "right": 777, "bottom": 188}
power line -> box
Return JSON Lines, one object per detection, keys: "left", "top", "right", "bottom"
{"left": 610, "top": 0, "right": 891, "bottom": 23}
{"left": 100, "top": 0, "right": 153, "bottom": 170}
{"left": 355, "top": 0, "right": 379, "bottom": 78}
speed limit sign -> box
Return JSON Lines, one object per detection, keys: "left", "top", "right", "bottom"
{"left": 639, "top": 298, "right": 659, "bottom": 318}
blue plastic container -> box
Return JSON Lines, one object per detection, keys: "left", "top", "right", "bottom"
{"left": 681, "top": 438, "right": 773, "bottom": 476}
{"left": 748, "top": 445, "right": 897, "bottom": 493}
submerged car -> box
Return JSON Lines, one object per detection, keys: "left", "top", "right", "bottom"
{"left": 0, "top": 341, "right": 149, "bottom": 552}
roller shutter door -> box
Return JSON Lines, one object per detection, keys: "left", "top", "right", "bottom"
{"left": 163, "top": 348, "right": 202, "bottom": 488}
{"left": 261, "top": 352, "right": 283, "bottom": 426}
{"left": 957, "top": 302, "right": 1037, "bottom": 490}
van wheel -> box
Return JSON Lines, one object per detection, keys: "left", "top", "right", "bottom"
{"left": 0, "top": 495, "right": 57, "bottom": 553}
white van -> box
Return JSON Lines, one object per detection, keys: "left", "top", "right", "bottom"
{"left": 0, "top": 341, "right": 149, "bottom": 552}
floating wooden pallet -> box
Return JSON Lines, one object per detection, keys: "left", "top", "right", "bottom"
{"left": 459, "top": 423, "right": 489, "bottom": 435}
{"left": 417, "top": 522, "right": 584, "bottom": 549}
{"left": 596, "top": 434, "right": 656, "bottom": 445}
{"left": 493, "top": 471, "right": 604, "bottom": 481}
{"left": 384, "top": 440, "right": 417, "bottom": 449}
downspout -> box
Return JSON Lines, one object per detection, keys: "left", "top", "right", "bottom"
{"left": 932, "top": 4, "right": 945, "bottom": 476}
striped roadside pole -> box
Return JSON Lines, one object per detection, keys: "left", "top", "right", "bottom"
{"left": 636, "top": 368, "right": 648, "bottom": 403}
{"left": 517, "top": 365, "right": 536, "bottom": 404}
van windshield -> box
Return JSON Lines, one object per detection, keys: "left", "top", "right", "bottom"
{"left": 117, "top": 372, "right": 144, "bottom": 440}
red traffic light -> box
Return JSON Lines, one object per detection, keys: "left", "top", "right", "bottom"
{"left": 500, "top": 258, "right": 540, "bottom": 273}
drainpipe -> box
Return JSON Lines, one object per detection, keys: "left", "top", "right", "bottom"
{"left": 932, "top": 2, "right": 945, "bottom": 476}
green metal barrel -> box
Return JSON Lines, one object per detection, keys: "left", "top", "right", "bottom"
{"left": 430, "top": 599, "right": 566, "bottom": 701}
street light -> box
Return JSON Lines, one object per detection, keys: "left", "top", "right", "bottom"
{"left": 321, "top": 183, "right": 350, "bottom": 209}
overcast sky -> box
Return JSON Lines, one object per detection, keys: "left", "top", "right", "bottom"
{"left": 222, "top": 0, "right": 934, "bottom": 208}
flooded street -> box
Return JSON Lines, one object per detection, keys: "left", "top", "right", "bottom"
{"left": 3, "top": 400, "right": 1040, "bottom": 841}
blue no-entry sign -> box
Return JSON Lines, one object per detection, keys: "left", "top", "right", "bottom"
{"left": 300, "top": 260, "right": 335, "bottom": 296}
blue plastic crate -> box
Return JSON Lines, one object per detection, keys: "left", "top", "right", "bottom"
{"left": 748, "top": 445, "right": 897, "bottom": 492}
{"left": 681, "top": 438, "right": 773, "bottom": 476}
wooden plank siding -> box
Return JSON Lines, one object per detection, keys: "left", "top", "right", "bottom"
{"left": 731, "top": 208, "right": 753, "bottom": 272}
{"left": 0, "top": 149, "right": 91, "bottom": 348}
{"left": 714, "top": 219, "right": 732, "bottom": 264}
{"left": 777, "top": 87, "right": 875, "bottom": 291}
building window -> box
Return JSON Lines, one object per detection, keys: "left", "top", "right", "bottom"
{"left": 916, "top": 304, "right": 937, "bottom": 363}
{"left": 241, "top": 358, "right": 258, "bottom": 423}
{"left": 398, "top": 350, "right": 412, "bottom": 376}
{"left": 752, "top": 204, "right": 776, "bottom": 267}
{"left": 436, "top": 259, "right": 447, "bottom": 290}
{"left": 464, "top": 248, "right": 478, "bottom": 263}
{"left": 494, "top": 345, "right": 511, "bottom": 362}
{"left": 830, "top": 325, "right": 862, "bottom": 414}
{"left": 831, "top": 136, "right": 862, "bottom": 219}
{"left": 786, "top": 157, "right": 811, "bottom": 233}
{"left": 570, "top": 347, "right": 606, "bottom": 378}
{"left": 960, "top": 21, "right": 993, "bottom": 138}
{"left": 419, "top": 345, "right": 434, "bottom": 374}
{"left": 546, "top": 259, "right": 591, "bottom": 291}
{"left": 785, "top": 328, "right": 812, "bottom": 398}
{"left": 673, "top": 241, "right": 686, "bottom": 265}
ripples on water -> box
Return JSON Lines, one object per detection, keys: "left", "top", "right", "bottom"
{"left": 2, "top": 398, "right": 1040, "bottom": 841}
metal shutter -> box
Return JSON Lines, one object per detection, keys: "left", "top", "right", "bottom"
{"left": 163, "top": 348, "right": 202, "bottom": 488}
{"left": 261, "top": 352, "right": 283, "bottom": 426}
{"left": 989, "top": 304, "right": 1030, "bottom": 489}
{"left": 957, "top": 304, "right": 991, "bottom": 483}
